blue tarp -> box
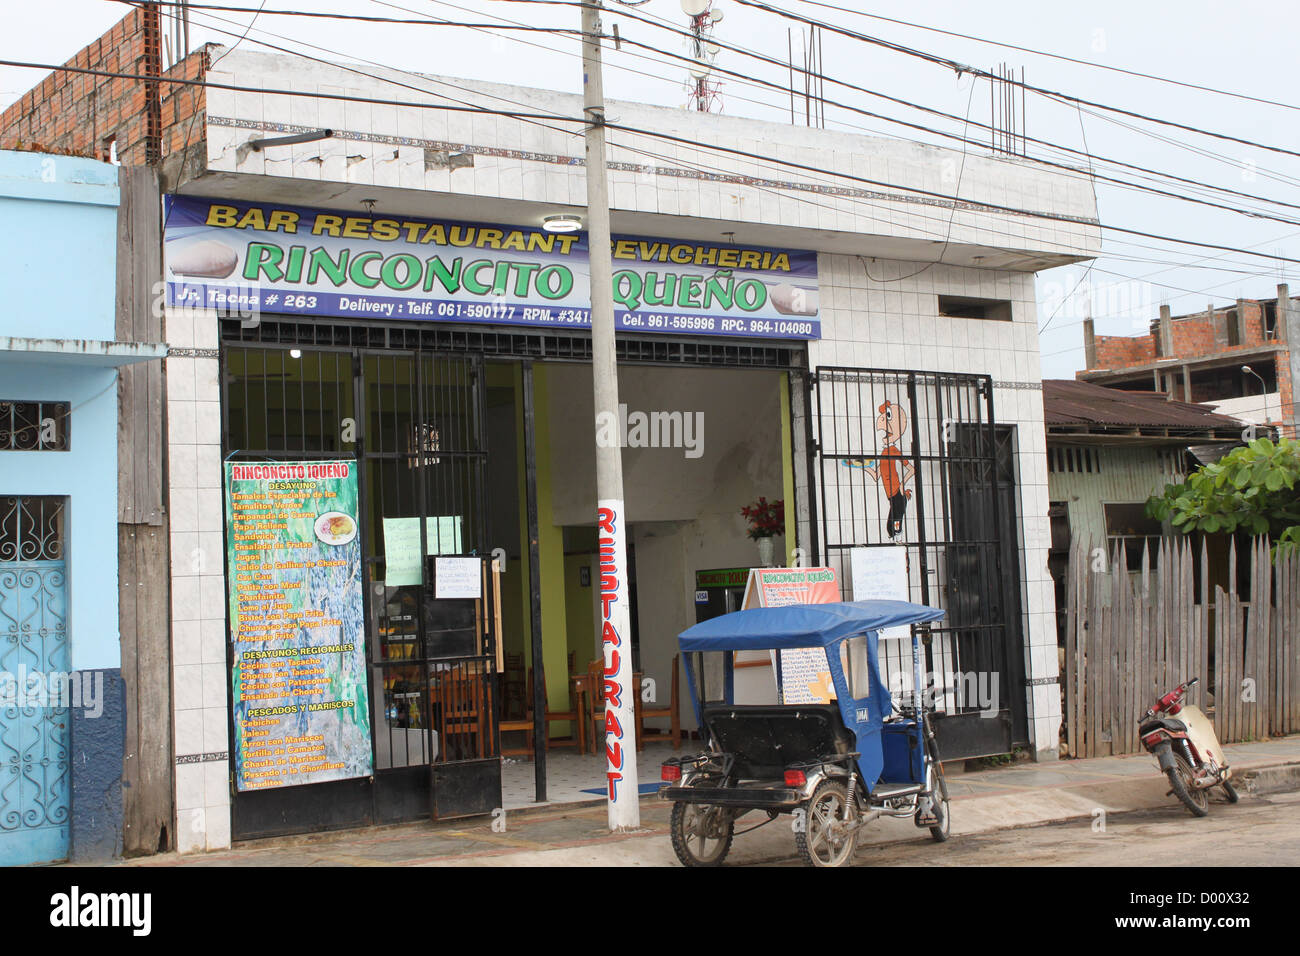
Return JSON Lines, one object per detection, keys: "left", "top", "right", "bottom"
{"left": 677, "top": 599, "right": 945, "bottom": 651}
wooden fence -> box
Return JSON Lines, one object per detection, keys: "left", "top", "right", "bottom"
{"left": 1063, "top": 536, "right": 1300, "bottom": 758}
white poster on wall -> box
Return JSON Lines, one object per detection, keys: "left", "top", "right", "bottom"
{"left": 849, "top": 545, "right": 910, "bottom": 640}
{"left": 434, "top": 557, "right": 482, "bottom": 599}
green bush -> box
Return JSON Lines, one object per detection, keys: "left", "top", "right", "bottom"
{"left": 1146, "top": 437, "right": 1300, "bottom": 561}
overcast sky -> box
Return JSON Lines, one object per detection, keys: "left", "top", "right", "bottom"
{"left": 5, "top": 0, "right": 1298, "bottom": 380}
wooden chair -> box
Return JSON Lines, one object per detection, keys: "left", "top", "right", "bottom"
{"left": 499, "top": 653, "right": 579, "bottom": 756}
{"left": 582, "top": 659, "right": 605, "bottom": 755}
{"left": 638, "top": 654, "right": 681, "bottom": 750}
{"left": 525, "top": 660, "right": 581, "bottom": 750}
{"left": 433, "top": 670, "right": 487, "bottom": 761}
{"left": 584, "top": 660, "right": 650, "bottom": 754}
{"left": 503, "top": 652, "right": 526, "bottom": 720}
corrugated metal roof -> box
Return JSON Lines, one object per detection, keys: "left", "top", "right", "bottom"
{"left": 1044, "top": 379, "right": 1243, "bottom": 430}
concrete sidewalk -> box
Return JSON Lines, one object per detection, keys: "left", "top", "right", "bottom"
{"left": 113, "top": 736, "right": 1300, "bottom": 867}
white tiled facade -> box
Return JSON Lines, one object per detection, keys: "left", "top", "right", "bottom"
{"left": 162, "top": 47, "right": 1096, "bottom": 850}
{"left": 803, "top": 256, "right": 1060, "bottom": 757}
{"left": 165, "top": 308, "right": 232, "bottom": 853}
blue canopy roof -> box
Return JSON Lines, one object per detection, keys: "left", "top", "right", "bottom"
{"left": 677, "top": 599, "right": 945, "bottom": 652}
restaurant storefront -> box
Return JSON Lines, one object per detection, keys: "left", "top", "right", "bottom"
{"left": 0, "top": 10, "right": 1099, "bottom": 857}
{"left": 172, "top": 195, "right": 807, "bottom": 837}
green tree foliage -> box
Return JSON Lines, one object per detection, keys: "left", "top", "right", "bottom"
{"left": 1146, "top": 437, "right": 1300, "bottom": 559}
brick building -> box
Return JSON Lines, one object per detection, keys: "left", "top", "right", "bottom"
{"left": 0, "top": 5, "right": 208, "bottom": 168}
{"left": 1079, "top": 287, "right": 1298, "bottom": 438}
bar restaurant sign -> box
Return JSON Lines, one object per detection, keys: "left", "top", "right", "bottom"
{"left": 164, "top": 196, "right": 821, "bottom": 340}
{"left": 224, "top": 459, "right": 373, "bottom": 791}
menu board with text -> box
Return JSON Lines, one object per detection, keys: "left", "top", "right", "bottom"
{"left": 741, "top": 567, "right": 839, "bottom": 705}
{"left": 224, "top": 460, "right": 373, "bottom": 791}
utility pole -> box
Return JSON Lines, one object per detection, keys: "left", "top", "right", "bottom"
{"left": 581, "top": 0, "right": 640, "bottom": 831}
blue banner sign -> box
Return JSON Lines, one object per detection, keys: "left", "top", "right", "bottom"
{"left": 164, "top": 196, "right": 820, "bottom": 340}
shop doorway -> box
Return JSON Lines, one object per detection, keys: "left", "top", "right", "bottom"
{"left": 0, "top": 496, "right": 69, "bottom": 865}
{"left": 219, "top": 318, "right": 800, "bottom": 816}
{"left": 811, "top": 368, "right": 1029, "bottom": 759}
{"left": 222, "top": 345, "right": 501, "bottom": 837}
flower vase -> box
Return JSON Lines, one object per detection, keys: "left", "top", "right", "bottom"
{"left": 757, "top": 536, "right": 776, "bottom": 567}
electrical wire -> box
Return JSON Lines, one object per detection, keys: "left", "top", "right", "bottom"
{"left": 800, "top": 0, "right": 1300, "bottom": 115}
{"left": 112, "top": 0, "right": 1300, "bottom": 224}
{"left": 860, "top": 75, "right": 979, "bottom": 283}
{"left": 17, "top": 1, "right": 1300, "bottom": 301}
{"left": 13, "top": 45, "right": 1300, "bottom": 275}
{"left": 729, "top": 0, "right": 1300, "bottom": 160}
{"left": 585, "top": 0, "right": 1300, "bottom": 225}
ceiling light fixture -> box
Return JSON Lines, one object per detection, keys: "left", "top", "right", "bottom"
{"left": 542, "top": 214, "right": 583, "bottom": 233}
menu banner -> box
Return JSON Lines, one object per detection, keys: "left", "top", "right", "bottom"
{"left": 224, "top": 459, "right": 373, "bottom": 791}
{"left": 164, "top": 196, "right": 821, "bottom": 340}
{"left": 742, "top": 566, "right": 840, "bottom": 705}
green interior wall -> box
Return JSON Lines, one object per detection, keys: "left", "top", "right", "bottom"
{"left": 527, "top": 364, "right": 572, "bottom": 736}
{"left": 512, "top": 362, "right": 532, "bottom": 672}
{"left": 780, "top": 371, "right": 796, "bottom": 565}
{"left": 564, "top": 552, "right": 598, "bottom": 676}
{"left": 484, "top": 362, "right": 526, "bottom": 667}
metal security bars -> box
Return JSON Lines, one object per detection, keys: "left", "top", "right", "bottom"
{"left": 812, "top": 367, "right": 1027, "bottom": 759}
{"left": 0, "top": 401, "right": 70, "bottom": 451}
{"left": 0, "top": 496, "right": 69, "bottom": 863}
{"left": 222, "top": 344, "right": 500, "bottom": 832}
{"left": 220, "top": 316, "right": 799, "bottom": 369}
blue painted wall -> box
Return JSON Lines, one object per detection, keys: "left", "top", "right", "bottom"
{"left": 0, "top": 151, "right": 125, "bottom": 863}
{"left": 0, "top": 150, "right": 120, "bottom": 342}
{"left": 0, "top": 361, "right": 121, "bottom": 672}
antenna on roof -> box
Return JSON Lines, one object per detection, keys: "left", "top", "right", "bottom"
{"left": 682, "top": 0, "right": 723, "bottom": 112}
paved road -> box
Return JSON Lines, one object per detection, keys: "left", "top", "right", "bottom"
{"left": 759, "top": 789, "right": 1300, "bottom": 867}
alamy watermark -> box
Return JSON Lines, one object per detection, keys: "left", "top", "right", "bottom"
{"left": 152, "top": 279, "right": 264, "bottom": 328}
{"left": 889, "top": 669, "right": 1001, "bottom": 718}
{"left": 595, "top": 404, "right": 704, "bottom": 459}
{"left": 0, "top": 666, "right": 103, "bottom": 718}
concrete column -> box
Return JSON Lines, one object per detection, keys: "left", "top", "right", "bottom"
{"left": 1235, "top": 298, "right": 1249, "bottom": 346}
{"left": 1158, "top": 305, "right": 1173, "bottom": 357}
{"left": 1276, "top": 284, "right": 1289, "bottom": 344}
{"left": 1182, "top": 364, "right": 1191, "bottom": 402}
{"left": 1284, "top": 285, "right": 1300, "bottom": 436}
{"left": 1083, "top": 317, "right": 1096, "bottom": 368}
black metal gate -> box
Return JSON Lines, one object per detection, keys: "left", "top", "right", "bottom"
{"left": 811, "top": 367, "right": 1028, "bottom": 759}
{"left": 222, "top": 344, "right": 501, "bottom": 838}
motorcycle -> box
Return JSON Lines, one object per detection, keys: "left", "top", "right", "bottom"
{"left": 1138, "top": 677, "right": 1238, "bottom": 817}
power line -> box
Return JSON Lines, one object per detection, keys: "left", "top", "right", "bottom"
{"left": 109, "top": 0, "right": 1300, "bottom": 224}
{"left": 17, "top": 5, "right": 1300, "bottom": 274}
{"left": 730, "top": 0, "right": 1300, "bottom": 160}
{"left": 589, "top": 2, "right": 1300, "bottom": 225}
{"left": 600, "top": 119, "right": 1300, "bottom": 268}
{"left": 11, "top": 48, "right": 1300, "bottom": 272}
{"left": 801, "top": 0, "right": 1300, "bottom": 115}
{"left": 110, "top": 0, "right": 581, "bottom": 32}
{"left": 0, "top": 57, "right": 589, "bottom": 125}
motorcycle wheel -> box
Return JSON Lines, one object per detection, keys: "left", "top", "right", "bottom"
{"left": 670, "top": 802, "right": 734, "bottom": 867}
{"left": 917, "top": 764, "right": 951, "bottom": 842}
{"left": 1221, "top": 780, "right": 1240, "bottom": 804}
{"left": 1166, "top": 754, "right": 1210, "bottom": 817}
{"left": 795, "top": 780, "right": 859, "bottom": 867}
{"left": 929, "top": 776, "right": 951, "bottom": 843}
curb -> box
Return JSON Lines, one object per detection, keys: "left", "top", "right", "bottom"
{"left": 939, "top": 758, "right": 1300, "bottom": 841}
{"left": 1227, "top": 761, "right": 1300, "bottom": 797}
